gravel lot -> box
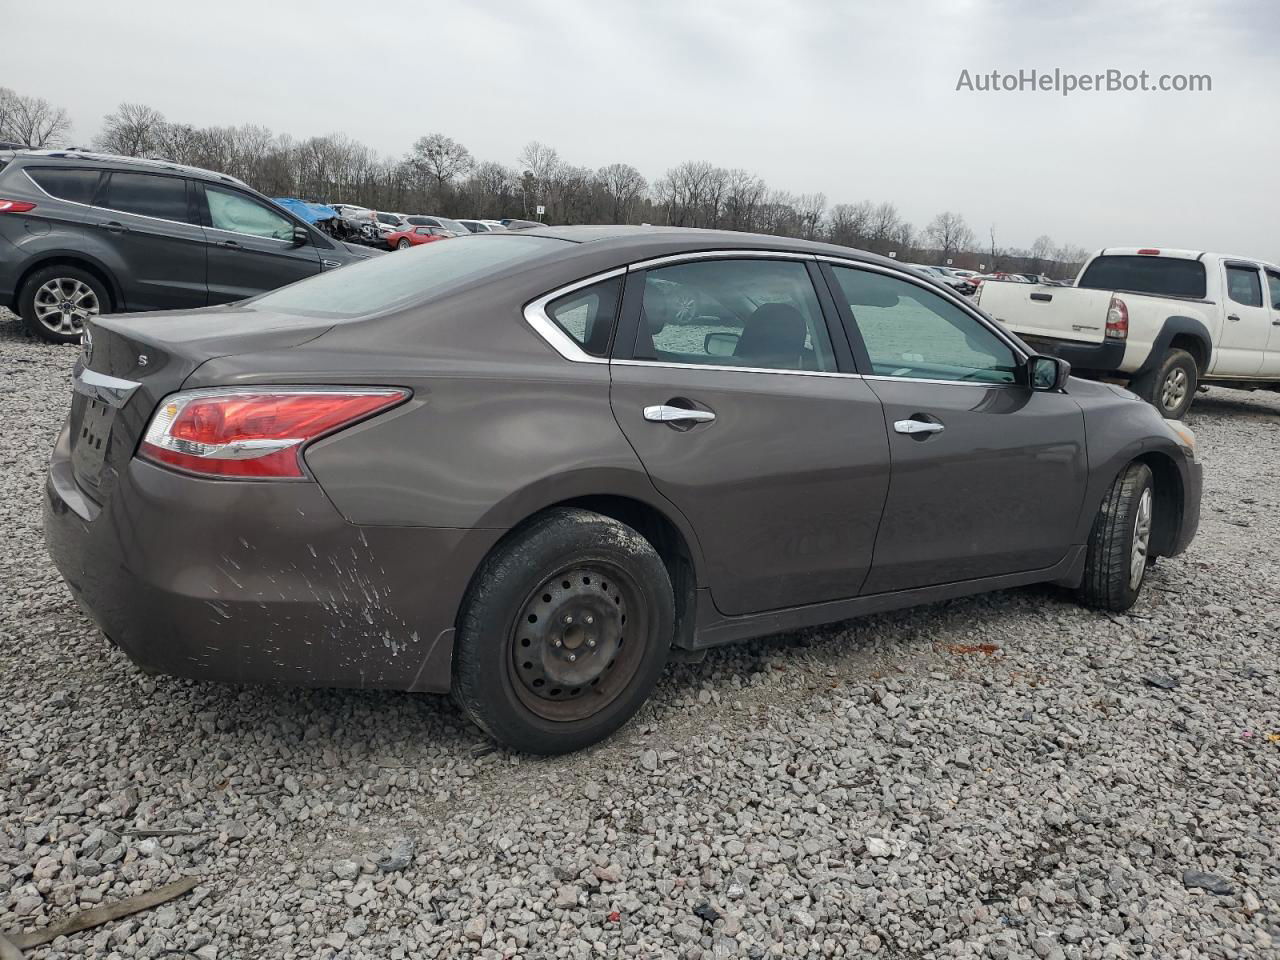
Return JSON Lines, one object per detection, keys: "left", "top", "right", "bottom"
{"left": 2, "top": 308, "right": 1278, "bottom": 959}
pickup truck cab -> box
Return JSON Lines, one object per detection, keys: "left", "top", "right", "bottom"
{"left": 976, "top": 248, "right": 1280, "bottom": 417}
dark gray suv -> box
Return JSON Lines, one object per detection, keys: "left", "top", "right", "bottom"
{"left": 0, "top": 150, "right": 378, "bottom": 343}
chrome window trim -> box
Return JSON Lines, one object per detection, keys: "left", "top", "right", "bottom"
{"left": 522, "top": 267, "right": 626, "bottom": 364}
{"left": 612, "top": 359, "right": 862, "bottom": 379}
{"left": 23, "top": 168, "right": 101, "bottom": 209}
{"left": 628, "top": 249, "right": 816, "bottom": 270}
{"left": 817, "top": 255, "right": 1030, "bottom": 361}
{"left": 862, "top": 374, "right": 1020, "bottom": 388}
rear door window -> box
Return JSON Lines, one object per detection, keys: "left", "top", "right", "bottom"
{"left": 634, "top": 258, "right": 837, "bottom": 372}
{"left": 1267, "top": 271, "right": 1280, "bottom": 309}
{"left": 101, "top": 172, "right": 194, "bottom": 223}
{"left": 27, "top": 167, "right": 102, "bottom": 204}
{"left": 1077, "top": 255, "right": 1207, "bottom": 299}
{"left": 1225, "top": 265, "right": 1263, "bottom": 307}
{"left": 546, "top": 277, "right": 623, "bottom": 357}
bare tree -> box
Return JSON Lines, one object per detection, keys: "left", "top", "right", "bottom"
{"left": 826, "top": 201, "right": 874, "bottom": 247}
{"left": 923, "top": 211, "right": 976, "bottom": 263}
{"left": 0, "top": 88, "right": 71, "bottom": 147}
{"left": 596, "top": 162, "right": 647, "bottom": 223}
{"left": 796, "top": 192, "right": 827, "bottom": 241}
{"left": 96, "top": 103, "right": 167, "bottom": 156}
{"left": 405, "top": 133, "right": 473, "bottom": 202}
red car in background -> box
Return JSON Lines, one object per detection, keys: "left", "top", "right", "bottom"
{"left": 386, "top": 225, "right": 452, "bottom": 250}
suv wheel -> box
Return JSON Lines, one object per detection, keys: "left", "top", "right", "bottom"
{"left": 452, "top": 508, "right": 674, "bottom": 754}
{"left": 19, "top": 265, "right": 111, "bottom": 344}
{"left": 1078, "top": 462, "right": 1155, "bottom": 612}
{"left": 1134, "top": 348, "right": 1198, "bottom": 419}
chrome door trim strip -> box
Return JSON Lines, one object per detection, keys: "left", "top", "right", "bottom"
{"left": 612, "top": 358, "right": 861, "bottom": 379}
{"left": 522, "top": 267, "right": 626, "bottom": 364}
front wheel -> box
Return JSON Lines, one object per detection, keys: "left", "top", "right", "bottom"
{"left": 1078, "top": 462, "right": 1155, "bottom": 611}
{"left": 397, "top": 238, "right": 411, "bottom": 249}
{"left": 452, "top": 508, "right": 674, "bottom": 754}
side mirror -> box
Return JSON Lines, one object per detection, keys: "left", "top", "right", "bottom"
{"left": 290, "top": 227, "right": 310, "bottom": 248}
{"left": 1027, "top": 354, "right": 1071, "bottom": 391}
{"left": 704, "top": 331, "right": 739, "bottom": 357}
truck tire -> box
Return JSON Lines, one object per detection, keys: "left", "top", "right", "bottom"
{"left": 1131, "top": 349, "right": 1197, "bottom": 419}
{"left": 1078, "top": 461, "right": 1154, "bottom": 612}
{"left": 452, "top": 508, "right": 674, "bottom": 754}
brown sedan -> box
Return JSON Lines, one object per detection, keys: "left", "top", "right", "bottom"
{"left": 45, "top": 227, "right": 1201, "bottom": 753}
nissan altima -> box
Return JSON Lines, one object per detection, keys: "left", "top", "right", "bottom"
{"left": 44, "top": 227, "right": 1202, "bottom": 753}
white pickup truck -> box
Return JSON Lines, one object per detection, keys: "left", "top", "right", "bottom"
{"left": 975, "top": 247, "right": 1280, "bottom": 417}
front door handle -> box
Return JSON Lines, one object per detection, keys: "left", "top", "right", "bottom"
{"left": 218, "top": 239, "right": 241, "bottom": 249}
{"left": 1227, "top": 314, "right": 1241, "bottom": 322}
{"left": 893, "top": 419, "right": 945, "bottom": 435}
{"left": 644, "top": 404, "right": 716, "bottom": 424}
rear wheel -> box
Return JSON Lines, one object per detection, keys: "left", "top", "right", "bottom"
{"left": 1133, "top": 348, "right": 1197, "bottom": 419}
{"left": 18, "top": 265, "right": 111, "bottom": 344}
{"left": 1078, "top": 462, "right": 1155, "bottom": 611}
{"left": 452, "top": 508, "right": 674, "bottom": 754}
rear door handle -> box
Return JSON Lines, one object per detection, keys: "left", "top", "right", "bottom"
{"left": 643, "top": 404, "right": 715, "bottom": 424}
{"left": 893, "top": 419, "right": 945, "bottom": 435}
{"left": 99, "top": 221, "right": 128, "bottom": 234}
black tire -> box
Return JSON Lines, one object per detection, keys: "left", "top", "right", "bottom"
{"left": 1078, "top": 462, "right": 1155, "bottom": 612}
{"left": 18, "top": 264, "right": 112, "bottom": 345}
{"left": 1132, "top": 348, "right": 1197, "bottom": 419}
{"left": 397, "top": 238, "right": 411, "bottom": 249}
{"left": 452, "top": 508, "right": 674, "bottom": 754}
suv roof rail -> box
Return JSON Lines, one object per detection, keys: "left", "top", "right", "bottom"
{"left": 11, "top": 149, "right": 249, "bottom": 188}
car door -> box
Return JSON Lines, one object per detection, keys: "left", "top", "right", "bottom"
{"left": 1212, "top": 262, "right": 1268, "bottom": 376}
{"left": 198, "top": 182, "right": 323, "bottom": 303}
{"left": 822, "top": 260, "right": 1088, "bottom": 594}
{"left": 607, "top": 254, "right": 891, "bottom": 615}
{"left": 94, "top": 170, "right": 207, "bottom": 311}
{"left": 1263, "top": 269, "right": 1280, "bottom": 378}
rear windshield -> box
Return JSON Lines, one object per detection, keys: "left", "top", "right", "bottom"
{"left": 249, "top": 235, "right": 570, "bottom": 318}
{"left": 1078, "top": 255, "right": 1207, "bottom": 299}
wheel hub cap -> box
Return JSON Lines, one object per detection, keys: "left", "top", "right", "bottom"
{"left": 32, "top": 278, "right": 99, "bottom": 336}
{"left": 514, "top": 568, "right": 627, "bottom": 702}
{"left": 1130, "top": 487, "right": 1153, "bottom": 590}
{"left": 1161, "top": 369, "right": 1188, "bottom": 410}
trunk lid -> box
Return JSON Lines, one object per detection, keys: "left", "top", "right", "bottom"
{"left": 978, "top": 282, "right": 1116, "bottom": 344}
{"left": 67, "top": 305, "right": 333, "bottom": 500}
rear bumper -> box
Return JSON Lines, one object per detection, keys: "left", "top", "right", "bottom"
{"left": 1019, "top": 335, "right": 1127, "bottom": 375}
{"left": 43, "top": 423, "right": 503, "bottom": 693}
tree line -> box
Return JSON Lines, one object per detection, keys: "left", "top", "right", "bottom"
{"left": 2, "top": 87, "right": 1090, "bottom": 278}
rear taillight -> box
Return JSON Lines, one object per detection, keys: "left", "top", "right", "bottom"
{"left": 138, "top": 387, "right": 408, "bottom": 479}
{"left": 1105, "top": 296, "right": 1129, "bottom": 340}
{"left": 1136, "top": 248, "right": 1160, "bottom": 256}
{"left": 0, "top": 199, "right": 36, "bottom": 213}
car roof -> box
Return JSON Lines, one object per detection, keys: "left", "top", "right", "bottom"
{"left": 3, "top": 148, "right": 251, "bottom": 188}
{"left": 517, "top": 224, "right": 907, "bottom": 270}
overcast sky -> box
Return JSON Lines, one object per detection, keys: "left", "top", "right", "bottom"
{"left": 7, "top": 0, "right": 1278, "bottom": 260}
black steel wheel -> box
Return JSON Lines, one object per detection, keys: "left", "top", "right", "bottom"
{"left": 452, "top": 508, "right": 674, "bottom": 754}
